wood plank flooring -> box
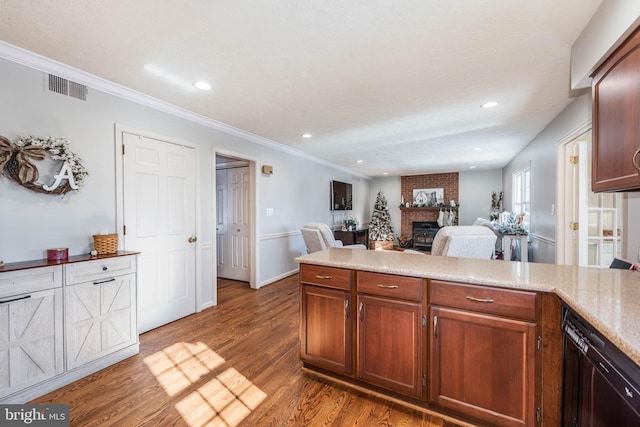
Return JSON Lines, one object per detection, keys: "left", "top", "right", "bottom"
{"left": 32, "top": 275, "right": 466, "bottom": 427}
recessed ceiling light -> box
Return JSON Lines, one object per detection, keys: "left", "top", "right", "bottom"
{"left": 383, "top": 172, "right": 389, "bottom": 175}
{"left": 356, "top": 160, "right": 364, "bottom": 164}
{"left": 301, "top": 133, "right": 312, "bottom": 138}
{"left": 193, "top": 81, "right": 212, "bottom": 91}
{"left": 473, "top": 147, "right": 482, "bottom": 151}
{"left": 481, "top": 101, "right": 498, "bottom": 108}
{"left": 470, "top": 165, "right": 477, "bottom": 169}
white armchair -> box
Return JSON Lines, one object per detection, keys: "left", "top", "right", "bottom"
{"left": 301, "top": 222, "right": 367, "bottom": 253}
{"left": 431, "top": 226, "right": 497, "bottom": 259}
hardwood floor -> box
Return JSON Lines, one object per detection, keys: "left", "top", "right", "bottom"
{"left": 33, "top": 275, "right": 465, "bottom": 427}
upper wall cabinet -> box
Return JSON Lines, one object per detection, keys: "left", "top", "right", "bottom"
{"left": 592, "top": 27, "right": 640, "bottom": 192}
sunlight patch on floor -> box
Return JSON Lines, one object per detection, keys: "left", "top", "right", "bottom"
{"left": 143, "top": 342, "right": 267, "bottom": 427}
{"left": 143, "top": 341, "right": 225, "bottom": 396}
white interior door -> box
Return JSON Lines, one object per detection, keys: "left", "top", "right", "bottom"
{"left": 217, "top": 167, "right": 250, "bottom": 281}
{"left": 216, "top": 169, "right": 229, "bottom": 275}
{"left": 122, "top": 132, "right": 197, "bottom": 333}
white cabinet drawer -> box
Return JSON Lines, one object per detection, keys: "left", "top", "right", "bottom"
{"left": 65, "top": 256, "right": 136, "bottom": 284}
{"left": 0, "top": 266, "right": 62, "bottom": 299}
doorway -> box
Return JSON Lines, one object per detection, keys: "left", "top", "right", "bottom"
{"left": 557, "top": 128, "right": 625, "bottom": 267}
{"left": 117, "top": 127, "right": 199, "bottom": 333}
{"left": 215, "top": 154, "right": 252, "bottom": 283}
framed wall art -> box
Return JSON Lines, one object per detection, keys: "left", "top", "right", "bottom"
{"left": 413, "top": 188, "right": 444, "bottom": 206}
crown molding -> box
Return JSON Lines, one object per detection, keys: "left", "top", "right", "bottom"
{"left": 0, "top": 41, "right": 370, "bottom": 180}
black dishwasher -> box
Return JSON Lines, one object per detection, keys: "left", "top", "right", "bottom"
{"left": 562, "top": 304, "right": 640, "bottom": 426}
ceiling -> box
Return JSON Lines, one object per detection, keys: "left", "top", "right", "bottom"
{"left": 0, "top": 1, "right": 603, "bottom": 177}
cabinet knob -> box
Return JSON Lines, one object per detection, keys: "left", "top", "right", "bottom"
{"left": 102, "top": 266, "right": 108, "bottom": 271}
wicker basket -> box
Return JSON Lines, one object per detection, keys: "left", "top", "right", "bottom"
{"left": 93, "top": 234, "right": 118, "bottom": 254}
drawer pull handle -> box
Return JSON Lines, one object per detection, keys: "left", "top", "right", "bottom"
{"left": 466, "top": 296, "right": 494, "bottom": 303}
{"left": 102, "top": 266, "right": 108, "bottom": 271}
{"left": 0, "top": 295, "right": 31, "bottom": 305}
{"left": 93, "top": 278, "right": 116, "bottom": 285}
{"left": 633, "top": 147, "right": 640, "bottom": 172}
{"left": 359, "top": 302, "right": 364, "bottom": 321}
{"left": 377, "top": 284, "right": 399, "bottom": 289}
{"left": 345, "top": 299, "right": 350, "bottom": 319}
{"left": 315, "top": 274, "right": 333, "bottom": 280}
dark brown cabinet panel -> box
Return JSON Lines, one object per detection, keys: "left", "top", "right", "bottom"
{"left": 357, "top": 294, "right": 423, "bottom": 398}
{"left": 300, "top": 285, "right": 352, "bottom": 375}
{"left": 300, "top": 264, "right": 352, "bottom": 290}
{"left": 430, "top": 280, "right": 538, "bottom": 321}
{"left": 592, "top": 27, "right": 640, "bottom": 192}
{"left": 429, "top": 306, "right": 537, "bottom": 427}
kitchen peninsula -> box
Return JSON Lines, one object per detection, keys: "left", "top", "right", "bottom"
{"left": 296, "top": 248, "right": 640, "bottom": 427}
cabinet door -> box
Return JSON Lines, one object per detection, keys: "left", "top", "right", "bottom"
{"left": 358, "top": 294, "right": 423, "bottom": 398}
{"left": 66, "top": 273, "right": 137, "bottom": 370}
{"left": 0, "top": 288, "right": 63, "bottom": 399}
{"left": 592, "top": 27, "right": 640, "bottom": 192}
{"left": 300, "top": 285, "right": 352, "bottom": 375}
{"left": 430, "top": 306, "right": 536, "bottom": 427}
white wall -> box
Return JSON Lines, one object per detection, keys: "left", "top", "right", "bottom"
{"left": 458, "top": 169, "right": 503, "bottom": 225}
{"left": 0, "top": 56, "right": 370, "bottom": 306}
{"left": 571, "top": 0, "right": 640, "bottom": 89}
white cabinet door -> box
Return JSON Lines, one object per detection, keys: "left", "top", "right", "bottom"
{"left": 65, "top": 274, "right": 137, "bottom": 370}
{"left": 0, "top": 288, "right": 63, "bottom": 399}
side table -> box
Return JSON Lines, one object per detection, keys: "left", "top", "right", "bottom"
{"left": 334, "top": 228, "right": 369, "bottom": 247}
{"left": 502, "top": 234, "right": 528, "bottom": 262}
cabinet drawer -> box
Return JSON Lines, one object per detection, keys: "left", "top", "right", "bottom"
{"left": 65, "top": 255, "right": 137, "bottom": 285}
{"left": 430, "top": 280, "right": 538, "bottom": 321}
{"left": 357, "top": 271, "right": 422, "bottom": 302}
{"left": 0, "top": 266, "right": 62, "bottom": 298}
{"left": 300, "top": 264, "right": 352, "bottom": 290}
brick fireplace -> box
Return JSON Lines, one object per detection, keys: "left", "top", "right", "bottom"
{"left": 400, "top": 172, "right": 459, "bottom": 239}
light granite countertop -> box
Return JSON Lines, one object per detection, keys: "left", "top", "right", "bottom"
{"left": 295, "top": 248, "right": 640, "bottom": 366}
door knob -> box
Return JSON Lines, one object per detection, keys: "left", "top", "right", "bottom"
{"left": 188, "top": 236, "right": 197, "bottom": 243}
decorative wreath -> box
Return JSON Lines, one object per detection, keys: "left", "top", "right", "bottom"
{"left": 0, "top": 135, "right": 89, "bottom": 195}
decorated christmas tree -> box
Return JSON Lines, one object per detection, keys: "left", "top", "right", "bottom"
{"left": 369, "top": 190, "right": 394, "bottom": 243}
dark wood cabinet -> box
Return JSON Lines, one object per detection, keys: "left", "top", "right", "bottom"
{"left": 300, "top": 284, "right": 352, "bottom": 375}
{"left": 429, "top": 280, "right": 538, "bottom": 427}
{"left": 299, "top": 264, "right": 353, "bottom": 376}
{"left": 592, "top": 26, "right": 640, "bottom": 192}
{"left": 357, "top": 294, "right": 423, "bottom": 397}
{"left": 356, "top": 271, "right": 424, "bottom": 398}
{"left": 298, "top": 263, "right": 554, "bottom": 426}
{"left": 334, "top": 228, "right": 368, "bottom": 247}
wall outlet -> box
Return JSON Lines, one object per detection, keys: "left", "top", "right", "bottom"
{"left": 266, "top": 208, "right": 274, "bottom": 216}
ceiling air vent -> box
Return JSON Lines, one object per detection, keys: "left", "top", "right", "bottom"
{"left": 47, "top": 74, "right": 87, "bottom": 101}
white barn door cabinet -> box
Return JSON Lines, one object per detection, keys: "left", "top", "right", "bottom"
{"left": 0, "top": 252, "right": 139, "bottom": 403}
